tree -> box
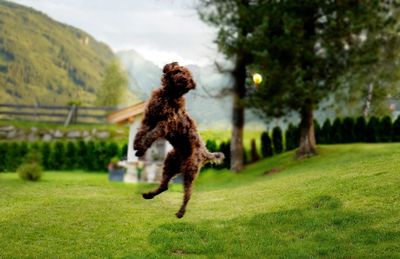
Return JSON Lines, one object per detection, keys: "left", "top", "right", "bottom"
{"left": 285, "top": 123, "right": 298, "bottom": 151}
{"left": 354, "top": 116, "right": 367, "bottom": 142}
{"left": 320, "top": 119, "right": 332, "bottom": 144}
{"left": 272, "top": 127, "right": 283, "bottom": 154}
{"left": 41, "top": 142, "right": 51, "bottom": 170}
{"left": 247, "top": 1, "right": 400, "bottom": 157}
{"left": 96, "top": 60, "right": 128, "bottom": 107}
{"left": 250, "top": 139, "right": 260, "bottom": 163}
{"left": 261, "top": 132, "right": 273, "bottom": 157}
{"left": 342, "top": 117, "right": 355, "bottom": 143}
{"left": 49, "top": 141, "right": 65, "bottom": 170}
{"left": 198, "top": 0, "right": 263, "bottom": 172}
{"left": 393, "top": 116, "right": 400, "bottom": 142}
{"left": 366, "top": 117, "right": 379, "bottom": 143}
{"left": 380, "top": 116, "right": 393, "bottom": 142}
{"left": 65, "top": 142, "right": 77, "bottom": 170}
{"left": 331, "top": 118, "right": 343, "bottom": 144}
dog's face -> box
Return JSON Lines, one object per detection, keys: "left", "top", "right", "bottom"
{"left": 162, "top": 62, "right": 196, "bottom": 97}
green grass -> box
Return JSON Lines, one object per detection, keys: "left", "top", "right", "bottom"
{"left": 1, "top": 143, "right": 399, "bottom": 258}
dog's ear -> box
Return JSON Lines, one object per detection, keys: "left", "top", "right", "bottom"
{"left": 163, "top": 62, "right": 179, "bottom": 74}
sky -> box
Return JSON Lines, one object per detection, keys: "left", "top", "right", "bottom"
{"left": 10, "top": 0, "right": 219, "bottom": 67}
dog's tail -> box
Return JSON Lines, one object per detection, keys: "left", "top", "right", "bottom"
{"left": 204, "top": 151, "right": 225, "bottom": 165}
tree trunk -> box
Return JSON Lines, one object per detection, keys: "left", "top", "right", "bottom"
{"left": 296, "top": 102, "right": 317, "bottom": 158}
{"left": 230, "top": 57, "right": 246, "bottom": 172}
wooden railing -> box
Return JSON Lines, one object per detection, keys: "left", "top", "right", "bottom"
{"left": 0, "top": 103, "right": 116, "bottom": 125}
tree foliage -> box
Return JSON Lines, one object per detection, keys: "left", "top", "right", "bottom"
{"left": 96, "top": 61, "right": 128, "bottom": 107}
{"left": 246, "top": 1, "right": 400, "bottom": 155}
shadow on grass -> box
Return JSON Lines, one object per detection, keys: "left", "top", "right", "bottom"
{"left": 147, "top": 195, "right": 399, "bottom": 258}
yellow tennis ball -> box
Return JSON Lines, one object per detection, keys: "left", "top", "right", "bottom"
{"left": 253, "top": 73, "right": 262, "bottom": 85}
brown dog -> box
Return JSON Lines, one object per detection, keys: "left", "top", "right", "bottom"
{"left": 133, "top": 62, "right": 224, "bottom": 218}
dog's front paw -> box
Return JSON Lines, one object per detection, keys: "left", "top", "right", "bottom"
{"left": 135, "top": 150, "right": 145, "bottom": 157}
{"left": 175, "top": 210, "right": 185, "bottom": 218}
{"left": 142, "top": 193, "right": 154, "bottom": 199}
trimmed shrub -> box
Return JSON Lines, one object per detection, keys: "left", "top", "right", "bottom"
{"left": 321, "top": 119, "right": 332, "bottom": 144}
{"left": 24, "top": 149, "right": 42, "bottom": 164}
{"left": 314, "top": 120, "right": 322, "bottom": 144}
{"left": 94, "top": 141, "right": 108, "bottom": 171}
{"left": 17, "top": 162, "right": 42, "bottom": 181}
{"left": 86, "top": 141, "right": 96, "bottom": 171}
{"left": 121, "top": 143, "right": 128, "bottom": 160}
{"left": 272, "top": 127, "right": 283, "bottom": 154}
{"left": 342, "top": 117, "right": 355, "bottom": 143}
{"left": 355, "top": 116, "right": 367, "bottom": 142}
{"left": 0, "top": 142, "right": 8, "bottom": 172}
{"left": 107, "top": 142, "right": 120, "bottom": 161}
{"left": 76, "top": 140, "right": 87, "bottom": 169}
{"left": 6, "top": 142, "right": 20, "bottom": 172}
{"left": 393, "top": 116, "right": 400, "bottom": 142}
{"left": 261, "top": 131, "right": 273, "bottom": 157}
{"left": 366, "top": 116, "right": 379, "bottom": 142}
{"left": 285, "top": 123, "right": 299, "bottom": 150}
{"left": 250, "top": 139, "right": 260, "bottom": 163}
{"left": 331, "top": 118, "right": 343, "bottom": 143}
{"left": 380, "top": 116, "right": 392, "bottom": 142}
{"left": 41, "top": 142, "right": 51, "bottom": 170}
{"left": 218, "top": 141, "right": 231, "bottom": 169}
{"left": 65, "top": 142, "right": 77, "bottom": 170}
{"left": 49, "top": 141, "right": 65, "bottom": 170}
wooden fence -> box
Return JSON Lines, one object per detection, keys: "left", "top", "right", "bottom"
{"left": 0, "top": 103, "right": 116, "bottom": 125}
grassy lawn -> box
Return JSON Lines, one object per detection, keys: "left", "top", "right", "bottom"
{"left": 0, "top": 143, "right": 399, "bottom": 258}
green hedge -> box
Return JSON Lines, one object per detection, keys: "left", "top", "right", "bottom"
{"left": 258, "top": 115, "right": 400, "bottom": 161}
{"left": 0, "top": 140, "right": 123, "bottom": 173}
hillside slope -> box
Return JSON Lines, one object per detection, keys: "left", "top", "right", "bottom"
{"left": 0, "top": 1, "right": 114, "bottom": 105}
{"left": 0, "top": 144, "right": 399, "bottom": 257}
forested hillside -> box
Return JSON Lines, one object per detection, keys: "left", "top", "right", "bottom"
{"left": 0, "top": 0, "right": 114, "bottom": 105}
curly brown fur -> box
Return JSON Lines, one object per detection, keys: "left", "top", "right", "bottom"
{"left": 133, "top": 62, "right": 224, "bottom": 218}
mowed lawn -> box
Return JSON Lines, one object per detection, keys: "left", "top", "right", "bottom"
{"left": 0, "top": 144, "right": 399, "bottom": 258}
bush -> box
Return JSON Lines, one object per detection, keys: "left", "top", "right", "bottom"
{"left": 0, "top": 142, "right": 8, "bottom": 172}
{"left": 342, "top": 117, "right": 355, "bottom": 143}
{"left": 272, "top": 127, "right": 283, "bottom": 154}
{"left": 250, "top": 139, "right": 260, "bottom": 163}
{"left": 95, "top": 141, "right": 108, "bottom": 171}
{"left": 218, "top": 141, "right": 231, "bottom": 169}
{"left": 86, "top": 141, "right": 96, "bottom": 171}
{"left": 6, "top": 142, "right": 20, "bottom": 172}
{"left": 321, "top": 119, "right": 332, "bottom": 144}
{"left": 76, "top": 140, "right": 87, "bottom": 169}
{"left": 331, "top": 118, "right": 342, "bottom": 143}
{"left": 380, "top": 116, "right": 392, "bottom": 142}
{"left": 49, "top": 141, "right": 65, "bottom": 170}
{"left": 314, "top": 120, "right": 322, "bottom": 144}
{"left": 65, "top": 142, "right": 77, "bottom": 170}
{"left": 355, "top": 116, "right": 367, "bottom": 142}
{"left": 120, "top": 143, "right": 128, "bottom": 160}
{"left": 107, "top": 142, "right": 120, "bottom": 161}
{"left": 285, "top": 123, "right": 299, "bottom": 150}
{"left": 17, "top": 162, "right": 42, "bottom": 181}
{"left": 366, "top": 116, "right": 379, "bottom": 142}
{"left": 41, "top": 142, "right": 51, "bottom": 170}
{"left": 261, "top": 131, "right": 273, "bottom": 157}
{"left": 393, "top": 116, "right": 400, "bottom": 142}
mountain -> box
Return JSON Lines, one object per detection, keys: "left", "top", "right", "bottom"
{"left": 0, "top": 0, "right": 114, "bottom": 105}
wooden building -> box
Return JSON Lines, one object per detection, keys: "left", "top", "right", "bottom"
{"left": 107, "top": 102, "right": 171, "bottom": 182}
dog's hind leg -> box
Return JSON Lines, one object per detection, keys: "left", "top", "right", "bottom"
{"left": 175, "top": 169, "right": 197, "bottom": 218}
{"left": 142, "top": 150, "right": 179, "bottom": 199}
